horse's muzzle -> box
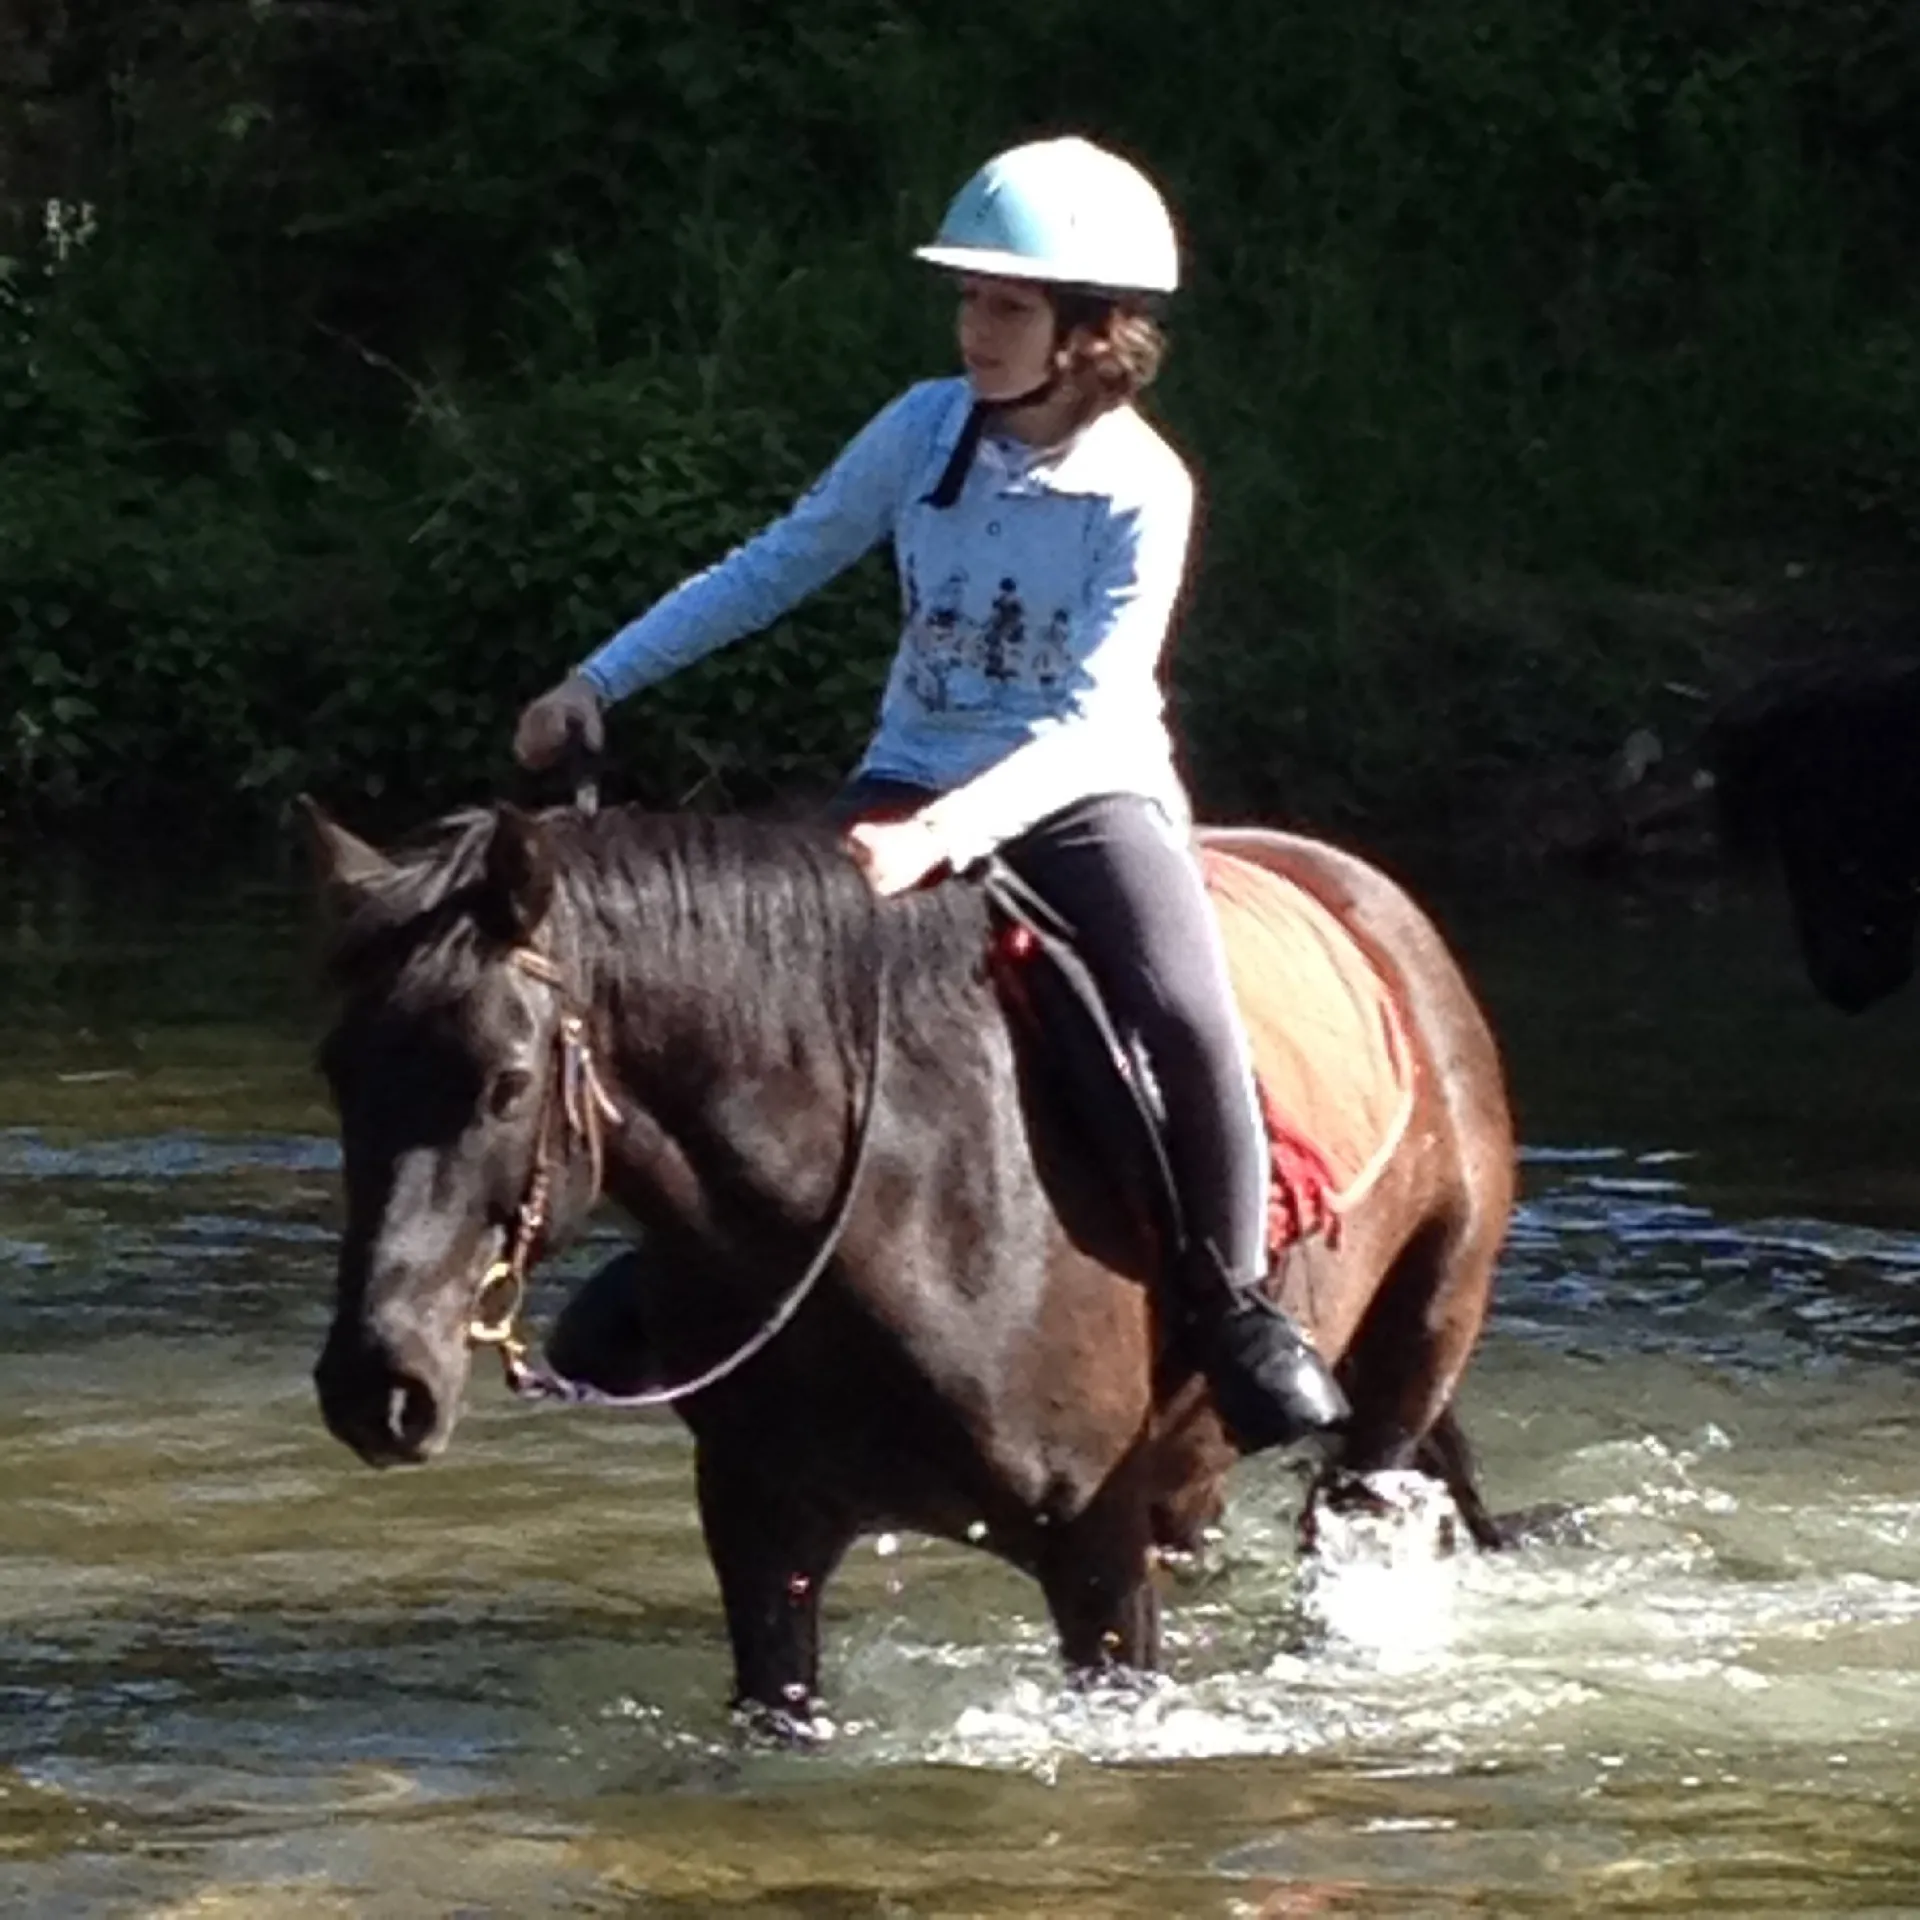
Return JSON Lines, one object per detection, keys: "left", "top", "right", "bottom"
{"left": 313, "top": 1318, "right": 467, "bottom": 1467}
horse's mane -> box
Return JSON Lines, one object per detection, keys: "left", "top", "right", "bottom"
{"left": 1705, "top": 649, "right": 1920, "bottom": 865}
{"left": 323, "top": 804, "right": 996, "bottom": 1063}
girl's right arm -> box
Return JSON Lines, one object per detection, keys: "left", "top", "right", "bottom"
{"left": 515, "top": 386, "right": 941, "bottom": 768}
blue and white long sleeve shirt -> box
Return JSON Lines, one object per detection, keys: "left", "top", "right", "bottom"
{"left": 577, "top": 377, "right": 1196, "bottom": 865}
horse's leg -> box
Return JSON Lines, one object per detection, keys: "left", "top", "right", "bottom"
{"left": 693, "top": 1441, "right": 855, "bottom": 1735}
{"left": 1409, "top": 1405, "right": 1508, "bottom": 1551}
{"left": 1033, "top": 1480, "right": 1161, "bottom": 1675}
{"left": 1306, "top": 1214, "right": 1504, "bottom": 1548}
{"left": 1302, "top": 1402, "right": 1589, "bottom": 1556}
{"left": 1414, "top": 1406, "right": 1592, "bottom": 1551}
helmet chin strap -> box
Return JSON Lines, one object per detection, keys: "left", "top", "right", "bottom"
{"left": 923, "top": 368, "right": 1062, "bottom": 510}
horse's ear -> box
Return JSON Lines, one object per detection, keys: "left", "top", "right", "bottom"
{"left": 296, "top": 795, "right": 391, "bottom": 911}
{"left": 481, "top": 803, "right": 556, "bottom": 946}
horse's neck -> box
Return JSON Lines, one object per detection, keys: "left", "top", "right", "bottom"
{"left": 580, "top": 885, "right": 1003, "bottom": 1259}
{"left": 588, "top": 940, "right": 878, "bottom": 1246}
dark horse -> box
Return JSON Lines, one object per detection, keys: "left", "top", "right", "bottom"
{"left": 305, "top": 799, "right": 1517, "bottom": 1726}
{"left": 1706, "top": 651, "right": 1920, "bottom": 1013}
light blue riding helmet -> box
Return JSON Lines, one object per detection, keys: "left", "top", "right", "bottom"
{"left": 915, "top": 136, "right": 1180, "bottom": 296}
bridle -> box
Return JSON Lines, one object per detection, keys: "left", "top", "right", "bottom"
{"left": 463, "top": 946, "right": 619, "bottom": 1366}
{"left": 465, "top": 940, "right": 889, "bottom": 1407}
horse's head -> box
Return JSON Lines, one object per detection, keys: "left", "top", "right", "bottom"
{"left": 303, "top": 798, "right": 588, "bottom": 1465}
{"left": 1707, "top": 655, "right": 1920, "bottom": 1015}
{"left": 1776, "top": 822, "right": 1919, "bottom": 1014}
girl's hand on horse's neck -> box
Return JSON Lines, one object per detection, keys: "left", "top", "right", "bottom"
{"left": 846, "top": 814, "right": 948, "bottom": 896}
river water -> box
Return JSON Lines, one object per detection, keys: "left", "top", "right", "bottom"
{"left": 1, "top": 836, "right": 1917, "bottom": 1917}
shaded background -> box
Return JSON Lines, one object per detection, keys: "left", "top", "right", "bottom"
{"left": 3, "top": 0, "right": 1917, "bottom": 836}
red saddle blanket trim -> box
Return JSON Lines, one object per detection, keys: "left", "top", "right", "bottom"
{"left": 1259, "top": 1081, "right": 1344, "bottom": 1251}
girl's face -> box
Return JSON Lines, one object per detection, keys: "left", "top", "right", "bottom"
{"left": 955, "top": 274, "right": 1060, "bottom": 402}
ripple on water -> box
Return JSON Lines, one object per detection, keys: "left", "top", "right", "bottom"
{"left": 0, "top": 1129, "right": 339, "bottom": 1183}
{"left": 1505, "top": 1153, "right": 1920, "bottom": 1365}
{"left": 3, "top": 1119, "right": 1920, "bottom": 1910}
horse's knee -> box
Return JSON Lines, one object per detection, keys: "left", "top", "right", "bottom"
{"left": 545, "top": 1247, "right": 656, "bottom": 1393}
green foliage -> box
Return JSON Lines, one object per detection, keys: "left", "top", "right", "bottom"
{"left": 2, "top": 0, "right": 1918, "bottom": 826}
{"left": 356, "top": 366, "right": 897, "bottom": 809}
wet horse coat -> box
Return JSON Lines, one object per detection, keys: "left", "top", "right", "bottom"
{"left": 307, "top": 801, "right": 1516, "bottom": 1726}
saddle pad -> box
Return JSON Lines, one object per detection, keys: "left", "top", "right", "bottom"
{"left": 1200, "top": 848, "right": 1415, "bottom": 1245}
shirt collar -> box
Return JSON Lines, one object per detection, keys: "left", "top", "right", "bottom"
{"left": 983, "top": 403, "right": 1140, "bottom": 497}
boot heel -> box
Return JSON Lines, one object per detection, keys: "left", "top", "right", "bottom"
{"left": 1200, "top": 1293, "right": 1349, "bottom": 1454}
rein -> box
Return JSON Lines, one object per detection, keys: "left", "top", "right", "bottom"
{"left": 466, "top": 939, "right": 889, "bottom": 1408}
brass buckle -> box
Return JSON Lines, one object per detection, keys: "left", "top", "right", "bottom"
{"left": 468, "top": 1258, "right": 525, "bottom": 1349}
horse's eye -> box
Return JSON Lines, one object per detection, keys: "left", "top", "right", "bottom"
{"left": 486, "top": 1069, "right": 535, "bottom": 1120}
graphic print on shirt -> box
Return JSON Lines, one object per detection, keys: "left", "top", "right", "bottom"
{"left": 979, "top": 578, "right": 1028, "bottom": 684}
{"left": 894, "top": 482, "right": 1095, "bottom": 719}
{"left": 1030, "top": 605, "right": 1073, "bottom": 692}
{"left": 900, "top": 558, "right": 1080, "bottom": 714}
{"left": 902, "top": 566, "right": 976, "bottom": 713}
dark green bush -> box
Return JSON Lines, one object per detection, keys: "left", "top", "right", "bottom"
{"left": 2, "top": 0, "right": 1916, "bottom": 828}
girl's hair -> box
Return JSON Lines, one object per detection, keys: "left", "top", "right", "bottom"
{"left": 1048, "top": 288, "right": 1168, "bottom": 415}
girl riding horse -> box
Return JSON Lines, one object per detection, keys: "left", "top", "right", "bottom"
{"left": 513, "top": 136, "right": 1346, "bottom": 1454}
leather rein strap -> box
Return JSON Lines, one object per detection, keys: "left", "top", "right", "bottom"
{"left": 466, "top": 941, "right": 889, "bottom": 1408}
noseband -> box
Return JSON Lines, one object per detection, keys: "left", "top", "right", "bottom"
{"left": 467, "top": 941, "right": 889, "bottom": 1407}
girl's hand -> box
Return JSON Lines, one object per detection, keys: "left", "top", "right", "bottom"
{"left": 513, "top": 674, "right": 604, "bottom": 770}
{"left": 845, "top": 814, "right": 948, "bottom": 896}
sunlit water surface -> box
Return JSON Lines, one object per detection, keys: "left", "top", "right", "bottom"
{"left": 1, "top": 843, "right": 1917, "bottom": 1917}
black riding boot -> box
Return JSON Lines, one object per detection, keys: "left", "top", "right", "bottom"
{"left": 1179, "top": 1244, "right": 1350, "bottom": 1454}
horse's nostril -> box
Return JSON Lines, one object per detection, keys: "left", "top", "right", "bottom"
{"left": 387, "top": 1378, "right": 439, "bottom": 1452}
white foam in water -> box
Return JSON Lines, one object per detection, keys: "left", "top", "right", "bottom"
{"left": 1292, "top": 1471, "right": 1468, "bottom": 1671}
{"left": 834, "top": 1396, "right": 1920, "bottom": 1780}
{"left": 855, "top": 1472, "right": 1488, "bottom": 1772}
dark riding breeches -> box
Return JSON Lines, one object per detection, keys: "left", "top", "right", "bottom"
{"left": 830, "top": 781, "right": 1270, "bottom": 1280}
